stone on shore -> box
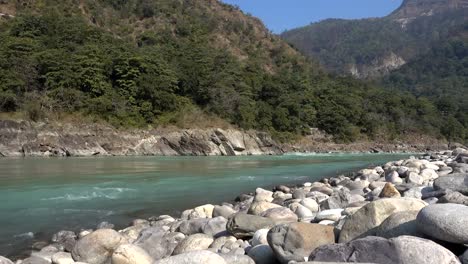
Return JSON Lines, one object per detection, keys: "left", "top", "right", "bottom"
{"left": 460, "top": 249, "right": 468, "bottom": 264}
{"left": 202, "top": 216, "right": 228, "bottom": 237}
{"left": 0, "top": 256, "right": 13, "bottom": 264}
{"left": 251, "top": 229, "right": 269, "bottom": 246}
{"left": 134, "top": 227, "right": 185, "bottom": 260}
{"left": 173, "top": 234, "right": 214, "bottom": 255}
{"left": 437, "top": 191, "right": 468, "bottom": 205}
{"left": 379, "top": 183, "right": 401, "bottom": 198}
{"left": 338, "top": 198, "right": 427, "bottom": 242}
{"left": 51, "top": 230, "right": 77, "bottom": 252}
{"left": 254, "top": 188, "right": 274, "bottom": 202}
{"left": 71, "top": 229, "right": 127, "bottom": 264}
{"left": 310, "top": 236, "right": 460, "bottom": 264}
{"left": 434, "top": 174, "right": 468, "bottom": 195}
{"left": 153, "top": 250, "right": 227, "bottom": 264}
{"left": 219, "top": 254, "right": 255, "bottom": 264}
{"left": 51, "top": 252, "right": 74, "bottom": 264}
{"left": 416, "top": 203, "right": 468, "bottom": 244}
{"left": 111, "top": 244, "right": 153, "bottom": 264}
{"left": 227, "top": 213, "right": 277, "bottom": 239}
{"left": 260, "top": 207, "right": 298, "bottom": 223}
{"left": 315, "top": 209, "right": 343, "bottom": 222}
{"left": 248, "top": 201, "right": 282, "bottom": 215}
{"left": 247, "top": 245, "right": 278, "bottom": 264}
{"left": 267, "top": 223, "right": 335, "bottom": 263}
{"left": 213, "top": 205, "right": 237, "bottom": 218}
{"left": 374, "top": 210, "right": 421, "bottom": 238}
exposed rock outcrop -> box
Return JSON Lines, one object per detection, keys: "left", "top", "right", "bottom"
{"left": 0, "top": 120, "right": 282, "bottom": 157}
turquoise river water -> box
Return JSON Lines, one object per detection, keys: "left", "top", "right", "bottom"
{"left": 0, "top": 153, "right": 411, "bottom": 256}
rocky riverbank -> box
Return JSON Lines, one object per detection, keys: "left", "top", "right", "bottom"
{"left": 3, "top": 148, "right": 468, "bottom": 263}
{"left": 0, "top": 119, "right": 452, "bottom": 157}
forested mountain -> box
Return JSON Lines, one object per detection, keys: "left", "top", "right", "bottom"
{"left": 282, "top": 0, "right": 468, "bottom": 79}
{"left": 0, "top": 0, "right": 465, "bottom": 143}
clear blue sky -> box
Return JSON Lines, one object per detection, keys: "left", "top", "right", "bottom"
{"left": 221, "top": 0, "right": 403, "bottom": 33}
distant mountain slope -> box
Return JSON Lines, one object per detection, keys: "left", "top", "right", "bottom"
{"left": 382, "top": 24, "right": 468, "bottom": 137}
{"left": 0, "top": 0, "right": 465, "bottom": 142}
{"left": 282, "top": 0, "right": 468, "bottom": 78}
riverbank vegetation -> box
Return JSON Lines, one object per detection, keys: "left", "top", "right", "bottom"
{"left": 0, "top": 0, "right": 465, "bottom": 143}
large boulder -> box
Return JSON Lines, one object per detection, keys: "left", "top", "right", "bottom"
{"left": 434, "top": 174, "right": 468, "bottom": 195}
{"left": 338, "top": 198, "right": 427, "bottom": 242}
{"left": 267, "top": 223, "right": 335, "bottom": 264}
{"left": 177, "top": 219, "right": 209, "bottom": 235}
{"left": 71, "top": 229, "right": 127, "bottom": 264}
{"left": 310, "top": 236, "right": 460, "bottom": 264}
{"left": 374, "top": 210, "right": 422, "bottom": 238}
{"left": 417, "top": 203, "right": 468, "bottom": 244}
{"left": 153, "top": 250, "right": 227, "bottom": 264}
{"left": 134, "top": 227, "right": 185, "bottom": 260}
{"left": 173, "top": 234, "right": 214, "bottom": 255}
{"left": 111, "top": 244, "right": 153, "bottom": 264}
{"left": 227, "top": 213, "right": 277, "bottom": 239}
{"left": 251, "top": 229, "right": 270, "bottom": 246}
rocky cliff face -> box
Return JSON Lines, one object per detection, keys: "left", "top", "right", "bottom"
{"left": 0, "top": 120, "right": 283, "bottom": 157}
{"left": 391, "top": 0, "right": 468, "bottom": 19}
{"left": 349, "top": 52, "right": 406, "bottom": 79}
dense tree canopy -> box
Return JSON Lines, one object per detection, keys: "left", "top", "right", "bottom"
{"left": 0, "top": 0, "right": 465, "bottom": 143}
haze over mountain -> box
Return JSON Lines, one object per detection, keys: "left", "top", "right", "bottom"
{"left": 0, "top": 0, "right": 465, "bottom": 143}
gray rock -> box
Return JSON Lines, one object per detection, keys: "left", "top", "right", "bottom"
{"left": 452, "top": 163, "right": 468, "bottom": 173}
{"left": 460, "top": 249, "right": 468, "bottom": 264}
{"left": 274, "top": 185, "right": 291, "bottom": 193}
{"left": 247, "top": 245, "right": 279, "bottom": 264}
{"left": 267, "top": 223, "right": 335, "bottom": 264}
{"left": 293, "top": 189, "right": 307, "bottom": 199}
{"left": 177, "top": 219, "right": 209, "bottom": 235}
{"left": 248, "top": 201, "right": 282, "bottom": 215}
{"left": 227, "top": 213, "right": 277, "bottom": 239}
{"left": 19, "top": 257, "right": 50, "bottom": 264}
{"left": 385, "top": 171, "right": 403, "bottom": 184}
{"left": 310, "top": 236, "right": 460, "bottom": 264}
{"left": 173, "top": 234, "right": 214, "bottom": 255}
{"left": 300, "top": 198, "right": 319, "bottom": 213}
{"left": 417, "top": 203, "right": 468, "bottom": 244}
{"left": 438, "top": 191, "right": 468, "bottom": 206}
{"left": 213, "top": 205, "right": 237, "bottom": 218}
{"left": 51, "top": 230, "right": 77, "bottom": 253}
{"left": 434, "top": 174, "right": 468, "bottom": 195}
{"left": 111, "top": 244, "right": 153, "bottom": 264}
{"left": 338, "top": 198, "right": 427, "bottom": 243}
{"left": 251, "top": 229, "right": 270, "bottom": 246}
{"left": 51, "top": 252, "right": 74, "bottom": 264}
{"left": 315, "top": 209, "right": 343, "bottom": 222}
{"left": 0, "top": 257, "right": 13, "bottom": 264}
{"left": 219, "top": 254, "right": 255, "bottom": 264}
{"left": 153, "top": 250, "right": 227, "bottom": 264}
{"left": 375, "top": 210, "right": 422, "bottom": 238}
{"left": 260, "top": 207, "right": 298, "bottom": 223}
{"left": 134, "top": 227, "right": 185, "bottom": 260}
{"left": 321, "top": 188, "right": 351, "bottom": 210}
{"left": 202, "top": 216, "right": 228, "bottom": 237}
{"left": 71, "top": 229, "right": 126, "bottom": 264}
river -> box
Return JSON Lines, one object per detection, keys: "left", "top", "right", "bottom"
{"left": 0, "top": 153, "right": 411, "bottom": 256}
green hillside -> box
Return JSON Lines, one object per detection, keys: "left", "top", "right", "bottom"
{"left": 0, "top": 0, "right": 464, "bottom": 142}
